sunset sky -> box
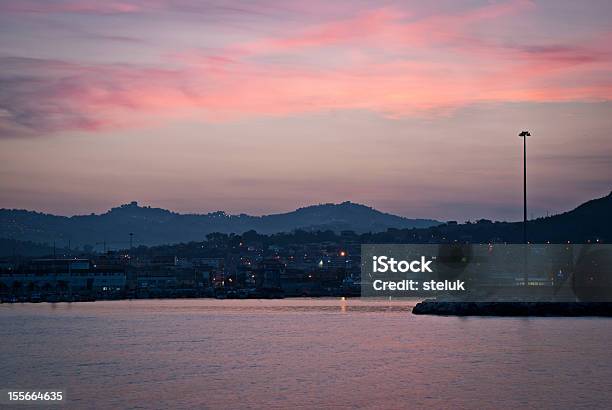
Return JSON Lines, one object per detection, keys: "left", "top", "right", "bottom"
{"left": 0, "top": 0, "right": 611, "bottom": 221}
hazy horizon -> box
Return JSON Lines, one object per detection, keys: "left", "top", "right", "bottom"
{"left": 1, "top": 0, "right": 611, "bottom": 221}
{"left": 2, "top": 190, "right": 610, "bottom": 223}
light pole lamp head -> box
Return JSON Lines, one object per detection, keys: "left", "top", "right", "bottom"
{"left": 519, "top": 130, "right": 531, "bottom": 137}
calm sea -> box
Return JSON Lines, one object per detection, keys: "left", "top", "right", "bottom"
{"left": 1, "top": 299, "right": 611, "bottom": 409}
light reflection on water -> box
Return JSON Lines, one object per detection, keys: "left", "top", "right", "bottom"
{"left": 1, "top": 298, "right": 611, "bottom": 409}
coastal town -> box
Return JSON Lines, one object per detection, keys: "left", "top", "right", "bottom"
{"left": 0, "top": 231, "right": 363, "bottom": 302}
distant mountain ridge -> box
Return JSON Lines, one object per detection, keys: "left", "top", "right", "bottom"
{"left": 403, "top": 191, "right": 612, "bottom": 244}
{"left": 517, "top": 191, "right": 612, "bottom": 242}
{"left": 0, "top": 201, "right": 440, "bottom": 247}
{"left": 1, "top": 192, "right": 610, "bottom": 256}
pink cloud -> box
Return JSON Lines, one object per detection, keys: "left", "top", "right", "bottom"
{"left": 0, "top": 0, "right": 143, "bottom": 14}
{"left": 1, "top": 0, "right": 612, "bottom": 137}
{"left": 0, "top": 57, "right": 201, "bottom": 137}
{"left": 222, "top": 1, "right": 534, "bottom": 57}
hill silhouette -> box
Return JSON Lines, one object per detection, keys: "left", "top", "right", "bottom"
{"left": 0, "top": 201, "right": 439, "bottom": 247}
{"left": 1, "top": 192, "right": 610, "bottom": 254}
{"left": 364, "top": 191, "right": 612, "bottom": 244}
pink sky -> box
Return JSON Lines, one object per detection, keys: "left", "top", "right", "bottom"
{"left": 0, "top": 0, "right": 611, "bottom": 220}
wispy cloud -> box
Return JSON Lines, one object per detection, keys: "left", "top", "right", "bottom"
{"left": 1, "top": 0, "right": 611, "bottom": 137}
{"left": 0, "top": 0, "right": 144, "bottom": 14}
{"left": 0, "top": 56, "right": 201, "bottom": 137}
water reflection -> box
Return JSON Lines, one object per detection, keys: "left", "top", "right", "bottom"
{"left": 1, "top": 298, "right": 611, "bottom": 409}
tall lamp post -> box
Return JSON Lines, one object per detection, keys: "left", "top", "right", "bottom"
{"left": 519, "top": 130, "right": 531, "bottom": 287}
{"left": 518, "top": 131, "right": 530, "bottom": 244}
